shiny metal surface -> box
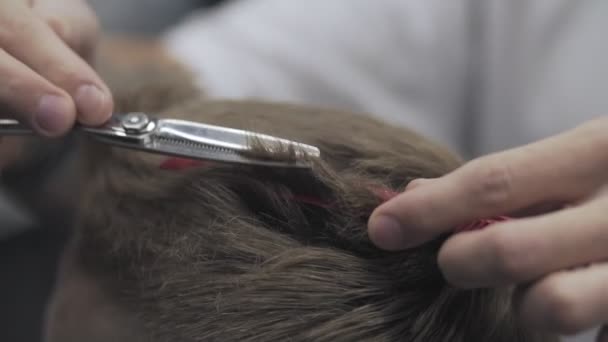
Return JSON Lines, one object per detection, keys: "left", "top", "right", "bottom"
{"left": 0, "top": 112, "right": 321, "bottom": 168}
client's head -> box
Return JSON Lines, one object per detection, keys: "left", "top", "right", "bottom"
{"left": 39, "top": 59, "right": 557, "bottom": 341}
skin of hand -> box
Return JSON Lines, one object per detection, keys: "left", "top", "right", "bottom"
{"left": 368, "top": 117, "right": 608, "bottom": 340}
{"left": 0, "top": 0, "right": 113, "bottom": 137}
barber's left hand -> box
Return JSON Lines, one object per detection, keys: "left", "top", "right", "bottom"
{"left": 368, "top": 117, "right": 608, "bottom": 339}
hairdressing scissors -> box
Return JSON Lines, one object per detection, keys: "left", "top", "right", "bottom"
{"left": 0, "top": 112, "right": 320, "bottom": 168}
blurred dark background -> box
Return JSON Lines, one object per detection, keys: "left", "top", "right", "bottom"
{"left": 0, "top": 1, "right": 230, "bottom": 341}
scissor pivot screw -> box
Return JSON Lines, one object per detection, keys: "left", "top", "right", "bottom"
{"left": 122, "top": 112, "right": 150, "bottom": 133}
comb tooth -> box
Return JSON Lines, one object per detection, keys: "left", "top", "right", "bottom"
{"left": 155, "top": 136, "right": 237, "bottom": 154}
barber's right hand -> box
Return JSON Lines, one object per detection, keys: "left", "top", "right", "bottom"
{"left": 0, "top": 0, "right": 113, "bottom": 137}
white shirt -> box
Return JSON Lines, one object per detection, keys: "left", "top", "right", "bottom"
{"left": 163, "top": 0, "right": 608, "bottom": 160}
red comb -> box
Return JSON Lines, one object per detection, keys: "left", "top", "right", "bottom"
{"left": 159, "top": 157, "right": 335, "bottom": 208}
{"left": 159, "top": 157, "right": 208, "bottom": 170}
{"left": 368, "top": 185, "right": 511, "bottom": 232}
{"left": 159, "top": 160, "right": 510, "bottom": 231}
{"left": 369, "top": 187, "right": 400, "bottom": 202}
{"left": 454, "top": 216, "right": 511, "bottom": 233}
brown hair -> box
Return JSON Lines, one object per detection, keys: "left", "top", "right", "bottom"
{"left": 43, "top": 47, "right": 557, "bottom": 342}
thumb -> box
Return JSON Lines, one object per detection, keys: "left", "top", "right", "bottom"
{"left": 367, "top": 176, "right": 462, "bottom": 250}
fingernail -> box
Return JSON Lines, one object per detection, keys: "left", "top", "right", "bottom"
{"left": 35, "top": 95, "right": 73, "bottom": 135}
{"left": 75, "top": 84, "right": 108, "bottom": 123}
{"left": 368, "top": 215, "right": 407, "bottom": 250}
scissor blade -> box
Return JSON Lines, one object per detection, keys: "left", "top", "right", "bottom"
{"left": 149, "top": 134, "right": 313, "bottom": 168}
{"left": 156, "top": 119, "right": 249, "bottom": 150}
{"left": 0, "top": 119, "right": 34, "bottom": 135}
{"left": 155, "top": 119, "right": 321, "bottom": 158}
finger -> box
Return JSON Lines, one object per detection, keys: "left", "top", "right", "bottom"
{"left": 438, "top": 195, "right": 608, "bottom": 287}
{"left": 508, "top": 201, "right": 566, "bottom": 218}
{"left": 0, "top": 48, "right": 75, "bottom": 136}
{"left": 0, "top": 8, "right": 112, "bottom": 125}
{"left": 32, "top": 0, "right": 100, "bottom": 61}
{"left": 369, "top": 117, "right": 608, "bottom": 250}
{"left": 515, "top": 262, "right": 608, "bottom": 335}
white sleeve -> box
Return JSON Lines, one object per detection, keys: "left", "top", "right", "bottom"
{"left": 161, "top": 0, "right": 473, "bottom": 152}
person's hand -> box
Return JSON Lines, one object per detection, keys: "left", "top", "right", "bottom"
{"left": 0, "top": 0, "right": 113, "bottom": 137}
{"left": 368, "top": 117, "right": 608, "bottom": 339}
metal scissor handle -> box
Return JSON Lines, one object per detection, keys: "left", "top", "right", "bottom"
{"left": 0, "top": 119, "right": 38, "bottom": 135}
{"left": 0, "top": 112, "right": 155, "bottom": 139}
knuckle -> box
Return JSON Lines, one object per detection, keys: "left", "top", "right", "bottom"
{"left": 2, "top": 76, "right": 51, "bottom": 114}
{"left": 86, "top": 13, "right": 100, "bottom": 38}
{"left": 0, "top": 15, "right": 34, "bottom": 49}
{"left": 46, "top": 13, "right": 99, "bottom": 50}
{"left": 437, "top": 244, "right": 458, "bottom": 282}
{"left": 437, "top": 241, "right": 471, "bottom": 287}
{"left": 488, "top": 230, "right": 529, "bottom": 281}
{"left": 60, "top": 5, "right": 100, "bottom": 49}
{"left": 579, "top": 116, "right": 608, "bottom": 133}
{"left": 50, "top": 63, "right": 86, "bottom": 89}
{"left": 577, "top": 116, "right": 608, "bottom": 152}
{"left": 468, "top": 158, "right": 514, "bottom": 210}
{"left": 538, "top": 279, "right": 587, "bottom": 334}
{"left": 4, "top": 75, "right": 38, "bottom": 102}
{"left": 5, "top": 76, "right": 28, "bottom": 95}
{"left": 45, "top": 15, "right": 71, "bottom": 43}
